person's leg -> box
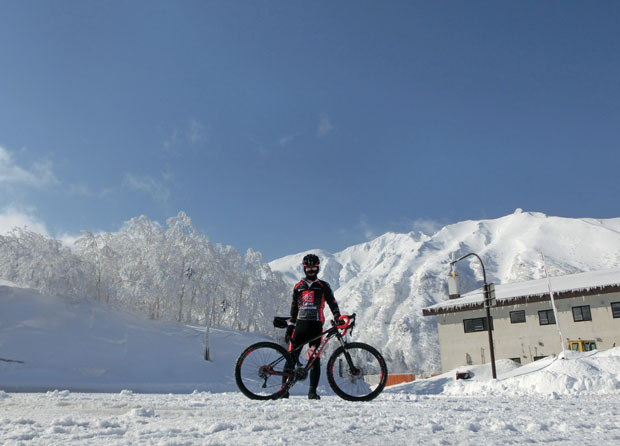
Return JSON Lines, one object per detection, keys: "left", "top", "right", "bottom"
{"left": 290, "top": 321, "right": 312, "bottom": 365}
{"left": 281, "top": 321, "right": 310, "bottom": 397}
{"left": 307, "top": 323, "right": 323, "bottom": 400}
{"left": 308, "top": 357, "right": 321, "bottom": 399}
{"left": 281, "top": 328, "right": 301, "bottom": 398}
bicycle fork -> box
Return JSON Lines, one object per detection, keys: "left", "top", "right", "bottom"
{"left": 335, "top": 334, "right": 361, "bottom": 377}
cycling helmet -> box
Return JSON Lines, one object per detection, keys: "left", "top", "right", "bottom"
{"left": 302, "top": 254, "right": 320, "bottom": 278}
{"left": 302, "top": 254, "right": 320, "bottom": 267}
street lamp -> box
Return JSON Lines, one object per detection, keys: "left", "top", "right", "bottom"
{"left": 450, "top": 253, "right": 497, "bottom": 379}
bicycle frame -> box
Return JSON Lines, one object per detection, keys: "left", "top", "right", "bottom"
{"left": 262, "top": 315, "right": 357, "bottom": 383}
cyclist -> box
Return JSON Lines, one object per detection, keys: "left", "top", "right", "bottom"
{"left": 285, "top": 253, "right": 343, "bottom": 400}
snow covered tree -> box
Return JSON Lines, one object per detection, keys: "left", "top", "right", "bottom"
{"left": 0, "top": 212, "right": 290, "bottom": 350}
{"left": 0, "top": 228, "right": 94, "bottom": 299}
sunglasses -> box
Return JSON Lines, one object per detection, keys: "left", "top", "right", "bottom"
{"left": 304, "top": 266, "right": 319, "bottom": 272}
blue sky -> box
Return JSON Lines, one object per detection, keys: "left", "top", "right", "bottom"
{"left": 1, "top": 1, "right": 619, "bottom": 261}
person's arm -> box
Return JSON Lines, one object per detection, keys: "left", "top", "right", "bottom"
{"left": 289, "top": 285, "right": 300, "bottom": 324}
{"left": 324, "top": 282, "right": 341, "bottom": 319}
{"left": 286, "top": 286, "right": 299, "bottom": 343}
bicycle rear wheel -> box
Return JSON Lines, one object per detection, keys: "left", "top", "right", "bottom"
{"left": 326, "top": 342, "right": 388, "bottom": 401}
{"left": 235, "top": 341, "right": 293, "bottom": 400}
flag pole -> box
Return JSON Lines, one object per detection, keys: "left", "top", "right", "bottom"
{"left": 541, "top": 251, "right": 567, "bottom": 358}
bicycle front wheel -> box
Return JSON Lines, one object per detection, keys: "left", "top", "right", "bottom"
{"left": 235, "top": 342, "right": 293, "bottom": 400}
{"left": 326, "top": 342, "right": 388, "bottom": 401}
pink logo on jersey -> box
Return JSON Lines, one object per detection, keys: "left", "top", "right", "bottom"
{"left": 302, "top": 291, "right": 315, "bottom": 303}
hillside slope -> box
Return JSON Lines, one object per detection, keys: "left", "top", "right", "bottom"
{"left": 0, "top": 282, "right": 267, "bottom": 393}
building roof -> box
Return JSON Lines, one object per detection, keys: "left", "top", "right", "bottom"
{"left": 422, "top": 266, "right": 620, "bottom": 316}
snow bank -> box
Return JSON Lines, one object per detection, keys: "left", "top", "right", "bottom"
{"left": 445, "top": 349, "right": 620, "bottom": 397}
{"left": 386, "top": 349, "right": 620, "bottom": 397}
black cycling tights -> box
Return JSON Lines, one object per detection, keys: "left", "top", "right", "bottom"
{"left": 290, "top": 320, "right": 323, "bottom": 391}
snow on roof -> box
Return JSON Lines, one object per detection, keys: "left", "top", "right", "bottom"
{"left": 423, "top": 266, "right": 620, "bottom": 314}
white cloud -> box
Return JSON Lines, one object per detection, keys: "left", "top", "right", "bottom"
{"left": 278, "top": 135, "right": 295, "bottom": 147}
{"left": 359, "top": 214, "right": 375, "bottom": 240}
{"left": 163, "top": 129, "right": 180, "bottom": 152}
{"left": 57, "top": 232, "right": 80, "bottom": 248}
{"left": 123, "top": 173, "right": 171, "bottom": 203}
{"left": 66, "top": 182, "right": 96, "bottom": 197}
{"left": 0, "top": 146, "right": 58, "bottom": 188}
{"left": 163, "top": 119, "right": 209, "bottom": 153}
{"left": 317, "top": 113, "right": 334, "bottom": 137}
{"left": 188, "top": 119, "right": 206, "bottom": 145}
{"left": 162, "top": 171, "right": 174, "bottom": 182}
{"left": 0, "top": 206, "right": 81, "bottom": 248}
{"left": 409, "top": 218, "right": 443, "bottom": 236}
{"left": 0, "top": 206, "right": 50, "bottom": 237}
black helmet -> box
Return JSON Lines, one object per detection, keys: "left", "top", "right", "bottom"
{"left": 302, "top": 254, "right": 320, "bottom": 267}
{"left": 302, "top": 254, "right": 320, "bottom": 279}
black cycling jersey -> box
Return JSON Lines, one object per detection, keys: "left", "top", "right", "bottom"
{"left": 290, "top": 278, "right": 340, "bottom": 324}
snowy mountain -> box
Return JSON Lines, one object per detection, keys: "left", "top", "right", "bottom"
{"left": 269, "top": 210, "right": 620, "bottom": 374}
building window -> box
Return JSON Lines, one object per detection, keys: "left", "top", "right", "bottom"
{"left": 510, "top": 310, "right": 526, "bottom": 324}
{"left": 510, "top": 357, "right": 522, "bottom": 364}
{"left": 612, "top": 302, "right": 620, "bottom": 318}
{"left": 463, "top": 317, "right": 493, "bottom": 333}
{"left": 538, "top": 309, "right": 556, "bottom": 325}
{"left": 572, "top": 305, "right": 592, "bottom": 322}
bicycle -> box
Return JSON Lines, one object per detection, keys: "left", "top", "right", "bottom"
{"left": 234, "top": 313, "right": 388, "bottom": 401}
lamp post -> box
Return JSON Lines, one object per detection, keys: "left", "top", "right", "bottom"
{"left": 450, "top": 253, "right": 497, "bottom": 379}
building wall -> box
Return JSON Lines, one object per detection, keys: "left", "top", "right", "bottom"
{"left": 437, "top": 291, "right": 620, "bottom": 372}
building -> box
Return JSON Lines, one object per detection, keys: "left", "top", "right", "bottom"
{"left": 422, "top": 267, "right": 620, "bottom": 372}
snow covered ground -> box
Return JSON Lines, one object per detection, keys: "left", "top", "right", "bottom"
{"left": 2, "top": 389, "right": 619, "bottom": 446}
{"left": 2, "top": 282, "right": 620, "bottom": 445}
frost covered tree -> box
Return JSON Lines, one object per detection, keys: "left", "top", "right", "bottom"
{"left": 0, "top": 228, "right": 94, "bottom": 298}
{"left": 0, "top": 212, "right": 289, "bottom": 340}
{"left": 0, "top": 212, "right": 289, "bottom": 343}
